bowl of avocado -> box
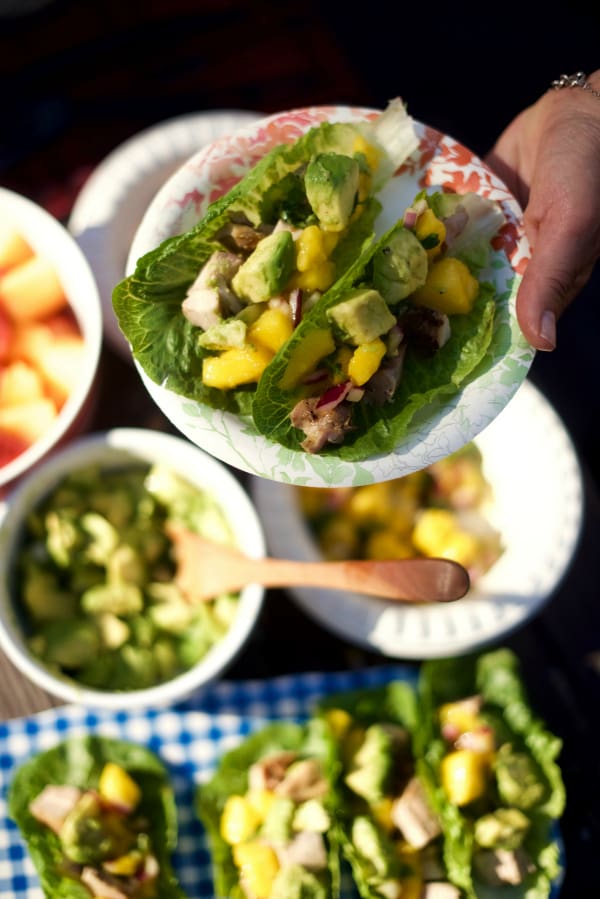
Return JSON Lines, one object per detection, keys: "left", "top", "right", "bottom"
{"left": 0, "top": 428, "right": 266, "bottom": 708}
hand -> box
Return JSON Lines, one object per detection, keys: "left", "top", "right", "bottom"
{"left": 484, "top": 71, "right": 600, "bottom": 351}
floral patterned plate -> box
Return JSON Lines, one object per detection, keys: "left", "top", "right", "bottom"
{"left": 125, "top": 104, "right": 534, "bottom": 487}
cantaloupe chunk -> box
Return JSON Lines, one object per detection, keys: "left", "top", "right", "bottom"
{"left": 0, "top": 429, "right": 30, "bottom": 466}
{"left": 0, "top": 360, "right": 45, "bottom": 407}
{"left": 0, "top": 225, "right": 34, "bottom": 273}
{"left": 36, "top": 335, "right": 86, "bottom": 406}
{"left": 0, "top": 307, "right": 13, "bottom": 362}
{"left": 0, "top": 398, "right": 58, "bottom": 442}
{"left": 7, "top": 313, "right": 81, "bottom": 365}
{"left": 0, "top": 256, "right": 67, "bottom": 321}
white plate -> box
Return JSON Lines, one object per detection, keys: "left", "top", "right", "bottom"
{"left": 68, "top": 109, "right": 263, "bottom": 360}
{"left": 251, "top": 379, "right": 584, "bottom": 658}
{"left": 123, "top": 104, "right": 535, "bottom": 486}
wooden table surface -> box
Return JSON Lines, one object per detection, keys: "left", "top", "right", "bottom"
{"left": 2, "top": 3, "right": 600, "bottom": 895}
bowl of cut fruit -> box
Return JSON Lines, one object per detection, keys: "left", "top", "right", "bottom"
{"left": 0, "top": 187, "right": 102, "bottom": 491}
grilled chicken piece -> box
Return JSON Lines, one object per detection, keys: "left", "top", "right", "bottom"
{"left": 290, "top": 397, "right": 353, "bottom": 453}
{"left": 364, "top": 347, "right": 406, "bottom": 407}
{"left": 248, "top": 751, "right": 298, "bottom": 791}
{"left": 399, "top": 306, "right": 451, "bottom": 356}
{"left": 421, "top": 882, "right": 462, "bottom": 899}
{"left": 391, "top": 776, "right": 442, "bottom": 848}
{"left": 276, "top": 830, "right": 328, "bottom": 871}
{"left": 275, "top": 758, "right": 328, "bottom": 802}
{"left": 473, "top": 847, "right": 534, "bottom": 886}
{"left": 217, "top": 222, "right": 272, "bottom": 253}
{"left": 81, "top": 867, "right": 131, "bottom": 899}
{"left": 29, "top": 785, "right": 82, "bottom": 834}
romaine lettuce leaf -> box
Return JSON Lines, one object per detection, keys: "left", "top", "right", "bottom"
{"left": 112, "top": 101, "right": 417, "bottom": 416}
{"left": 252, "top": 219, "right": 496, "bottom": 459}
{"left": 8, "top": 735, "right": 186, "bottom": 899}
{"left": 195, "top": 719, "right": 341, "bottom": 899}
{"left": 417, "top": 649, "right": 565, "bottom": 899}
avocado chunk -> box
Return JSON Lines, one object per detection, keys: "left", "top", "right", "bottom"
{"left": 327, "top": 289, "right": 396, "bottom": 346}
{"left": 271, "top": 863, "right": 328, "bottom": 899}
{"left": 231, "top": 230, "right": 295, "bottom": 303}
{"left": 351, "top": 815, "right": 398, "bottom": 879}
{"left": 261, "top": 796, "right": 295, "bottom": 844}
{"left": 494, "top": 744, "right": 545, "bottom": 810}
{"left": 474, "top": 808, "right": 531, "bottom": 850}
{"left": 345, "top": 723, "right": 396, "bottom": 802}
{"left": 59, "top": 792, "right": 135, "bottom": 865}
{"left": 304, "top": 152, "right": 360, "bottom": 232}
{"left": 372, "top": 228, "right": 428, "bottom": 303}
{"left": 197, "top": 317, "right": 248, "bottom": 350}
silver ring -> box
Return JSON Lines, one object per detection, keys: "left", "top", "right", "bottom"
{"left": 551, "top": 71, "right": 600, "bottom": 99}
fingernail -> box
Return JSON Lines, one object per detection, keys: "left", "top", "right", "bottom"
{"left": 539, "top": 309, "right": 556, "bottom": 350}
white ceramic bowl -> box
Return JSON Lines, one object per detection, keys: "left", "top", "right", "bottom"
{"left": 0, "top": 428, "right": 266, "bottom": 709}
{"left": 251, "top": 380, "right": 584, "bottom": 659}
{"left": 0, "top": 187, "right": 103, "bottom": 491}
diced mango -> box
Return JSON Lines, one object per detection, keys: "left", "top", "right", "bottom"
{"left": 324, "top": 707, "right": 353, "bottom": 740}
{"left": 412, "top": 509, "right": 458, "bottom": 557}
{"left": 352, "top": 135, "right": 380, "bottom": 174}
{"left": 331, "top": 346, "right": 353, "bottom": 383}
{"left": 289, "top": 260, "right": 336, "bottom": 292}
{"left": 98, "top": 762, "right": 141, "bottom": 811}
{"left": 439, "top": 697, "right": 482, "bottom": 736}
{"left": 103, "top": 852, "right": 142, "bottom": 876}
{"left": 347, "top": 482, "right": 393, "bottom": 526}
{"left": 202, "top": 344, "right": 273, "bottom": 390}
{"left": 36, "top": 335, "right": 86, "bottom": 406}
{"left": 0, "top": 361, "right": 45, "bottom": 407}
{"left": 412, "top": 257, "right": 479, "bottom": 315}
{"left": 441, "top": 749, "right": 488, "bottom": 806}
{"left": 415, "top": 208, "right": 447, "bottom": 260}
{"left": 0, "top": 398, "right": 57, "bottom": 442}
{"left": 0, "top": 255, "right": 67, "bottom": 321}
{"left": 246, "top": 788, "right": 277, "bottom": 822}
{"left": 296, "top": 225, "right": 336, "bottom": 272}
{"left": 279, "top": 328, "right": 335, "bottom": 390}
{"left": 248, "top": 307, "right": 293, "bottom": 354}
{"left": 232, "top": 841, "right": 280, "bottom": 898}
{"left": 365, "top": 529, "right": 413, "bottom": 561}
{"left": 220, "top": 795, "right": 261, "bottom": 845}
{"left": 438, "top": 530, "right": 480, "bottom": 568}
{"left": 347, "top": 337, "right": 386, "bottom": 386}
{"left": 0, "top": 225, "right": 34, "bottom": 273}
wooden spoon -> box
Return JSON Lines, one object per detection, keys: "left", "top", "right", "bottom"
{"left": 165, "top": 522, "right": 470, "bottom": 604}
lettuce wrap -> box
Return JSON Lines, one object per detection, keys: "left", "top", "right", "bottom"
{"left": 252, "top": 190, "right": 503, "bottom": 458}
{"left": 417, "top": 649, "right": 565, "bottom": 899}
{"left": 316, "top": 681, "right": 461, "bottom": 899}
{"left": 8, "top": 734, "right": 186, "bottom": 899}
{"left": 196, "top": 719, "right": 341, "bottom": 899}
{"left": 112, "top": 100, "right": 418, "bottom": 417}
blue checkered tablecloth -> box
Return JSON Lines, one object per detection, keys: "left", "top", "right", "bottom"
{"left": 0, "top": 666, "right": 417, "bottom": 898}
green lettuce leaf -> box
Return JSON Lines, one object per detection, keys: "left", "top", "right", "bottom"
{"left": 417, "top": 649, "right": 565, "bottom": 899}
{"left": 252, "top": 219, "right": 496, "bottom": 459}
{"left": 195, "top": 719, "right": 341, "bottom": 899}
{"left": 112, "top": 100, "right": 417, "bottom": 416}
{"left": 8, "top": 735, "right": 186, "bottom": 899}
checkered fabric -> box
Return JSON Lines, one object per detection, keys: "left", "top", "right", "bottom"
{"left": 0, "top": 665, "right": 416, "bottom": 898}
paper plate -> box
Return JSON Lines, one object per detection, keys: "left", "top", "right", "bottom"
{"left": 68, "top": 109, "right": 263, "bottom": 360}
{"left": 125, "top": 104, "right": 534, "bottom": 486}
{"left": 251, "top": 379, "right": 584, "bottom": 658}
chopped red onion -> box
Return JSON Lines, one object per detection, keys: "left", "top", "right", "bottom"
{"left": 302, "top": 368, "right": 329, "bottom": 385}
{"left": 316, "top": 381, "right": 352, "bottom": 411}
{"left": 403, "top": 208, "right": 418, "bottom": 229}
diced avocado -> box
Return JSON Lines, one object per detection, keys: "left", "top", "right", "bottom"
{"left": 22, "top": 565, "right": 78, "bottom": 622}
{"left": 293, "top": 799, "right": 330, "bottom": 833}
{"left": 494, "top": 744, "right": 545, "bottom": 810}
{"left": 372, "top": 228, "right": 428, "bottom": 303}
{"left": 148, "top": 598, "right": 194, "bottom": 634}
{"left": 271, "top": 863, "right": 328, "bottom": 899}
{"left": 81, "top": 513, "right": 119, "bottom": 566}
{"left": 45, "top": 511, "right": 82, "bottom": 568}
{"left": 351, "top": 816, "right": 397, "bottom": 878}
{"left": 97, "top": 612, "right": 130, "bottom": 650}
{"left": 231, "top": 230, "right": 295, "bottom": 304}
{"left": 345, "top": 723, "right": 395, "bottom": 802}
{"left": 81, "top": 582, "right": 144, "bottom": 616}
{"left": 304, "top": 152, "right": 360, "bottom": 232}
{"left": 41, "top": 619, "right": 100, "bottom": 669}
{"left": 197, "top": 318, "right": 248, "bottom": 350}
{"left": 59, "top": 792, "right": 135, "bottom": 865}
{"left": 328, "top": 289, "right": 396, "bottom": 347}
{"left": 261, "top": 796, "right": 295, "bottom": 844}
{"left": 474, "top": 808, "right": 531, "bottom": 850}
{"left": 107, "top": 545, "right": 146, "bottom": 586}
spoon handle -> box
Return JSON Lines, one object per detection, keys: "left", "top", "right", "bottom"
{"left": 208, "top": 555, "right": 469, "bottom": 603}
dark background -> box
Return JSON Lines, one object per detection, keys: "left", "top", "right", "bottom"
{"left": 1, "top": 1, "right": 600, "bottom": 895}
